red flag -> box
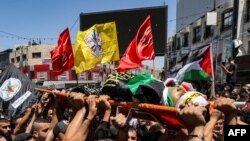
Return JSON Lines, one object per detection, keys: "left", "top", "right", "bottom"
{"left": 116, "top": 15, "right": 155, "bottom": 72}
{"left": 136, "top": 15, "right": 155, "bottom": 60}
{"left": 116, "top": 39, "right": 142, "bottom": 72}
{"left": 50, "top": 28, "right": 74, "bottom": 76}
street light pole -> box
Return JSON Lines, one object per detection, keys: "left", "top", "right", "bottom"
{"left": 232, "top": 0, "right": 239, "bottom": 58}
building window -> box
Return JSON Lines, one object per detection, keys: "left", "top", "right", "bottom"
{"left": 58, "top": 71, "right": 69, "bottom": 81}
{"left": 11, "top": 58, "right": 14, "bottom": 63}
{"left": 16, "top": 56, "right": 20, "bottom": 62}
{"left": 172, "top": 38, "right": 176, "bottom": 51}
{"left": 245, "top": 0, "right": 250, "bottom": 22}
{"left": 193, "top": 26, "right": 201, "bottom": 43}
{"left": 32, "top": 52, "right": 41, "bottom": 59}
{"left": 92, "top": 72, "right": 100, "bottom": 81}
{"left": 183, "top": 32, "right": 189, "bottom": 47}
{"left": 248, "top": 41, "right": 250, "bottom": 54}
{"left": 37, "top": 71, "right": 47, "bottom": 81}
{"left": 171, "top": 35, "right": 177, "bottom": 52}
{"left": 22, "top": 54, "right": 27, "bottom": 60}
{"left": 30, "top": 71, "right": 35, "bottom": 79}
{"left": 78, "top": 72, "right": 87, "bottom": 80}
{"left": 204, "top": 25, "right": 215, "bottom": 38}
{"left": 221, "top": 9, "right": 233, "bottom": 31}
{"left": 176, "top": 37, "right": 181, "bottom": 50}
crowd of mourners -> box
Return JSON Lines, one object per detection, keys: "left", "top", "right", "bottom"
{"left": 0, "top": 80, "right": 250, "bottom": 141}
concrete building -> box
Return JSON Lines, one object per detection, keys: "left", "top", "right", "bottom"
{"left": 0, "top": 49, "right": 12, "bottom": 72}
{"left": 172, "top": 0, "right": 250, "bottom": 84}
{"left": 9, "top": 44, "right": 55, "bottom": 81}
{"left": 1, "top": 43, "right": 163, "bottom": 88}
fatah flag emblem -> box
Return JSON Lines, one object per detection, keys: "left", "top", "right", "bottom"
{"left": 84, "top": 29, "right": 102, "bottom": 58}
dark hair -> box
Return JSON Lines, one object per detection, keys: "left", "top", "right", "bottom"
{"left": 34, "top": 117, "right": 50, "bottom": 123}
{"left": 128, "top": 126, "right": 137, "bottom": 133}
{"left": 228, "top": 57, "right": 235, "bottom": 62}
{"left": 14, "top": 133, "right": 33, "bottom": 141}
{"left": 32, "top": 117, "right": 50, "bottom": 132}
{"left": 142, "top": 124, "right": 163, "bottom": 141}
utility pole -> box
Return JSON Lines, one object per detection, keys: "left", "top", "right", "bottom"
{"left": 232, "top": 0, "right": 238, "bottom": 40}
{"left": 232, "top": 0, "right": 239, "bottom": 58}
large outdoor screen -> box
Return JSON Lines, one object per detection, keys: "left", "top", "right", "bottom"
{"left": 80, "top": 6, "right": 167, "bottom": 56}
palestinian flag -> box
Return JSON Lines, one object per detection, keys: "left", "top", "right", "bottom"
{"left": 175, "top": 45, "right": 214, "bottom": 82}
{"left": 102, "top": 73, "right": 184, "bottom": 128}
{"left": 126, "top": 73, "right": 164, "bottom": 104}
{"left": 102, "top": 73, "right": 164, "bottom": 104}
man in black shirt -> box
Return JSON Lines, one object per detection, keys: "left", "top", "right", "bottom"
{"left": 221, "top": 57, "right": 237, "bottom": 91}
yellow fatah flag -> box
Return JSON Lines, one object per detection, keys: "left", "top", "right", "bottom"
{"left": 74, "top": 22, "right": 120, "bottom": 73}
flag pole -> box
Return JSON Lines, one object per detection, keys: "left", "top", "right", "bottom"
{"left": 211, "top": 79, "right": 216, "bottom": 99}
{"left": 76, "top": 73, "right": 79, "bottom": 86}
{"left": 152, "top": 60, "right": 155, "bottom": 76}
{"left": 210, "top": 43, "right": 216, "bottom": 99}
{"left": 87, "top": 71, "right": 89, "bottom": 87}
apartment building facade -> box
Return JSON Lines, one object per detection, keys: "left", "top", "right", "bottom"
{"left": 0, "top": 43, "right": 163, "bottom": 88}
{"left": 7, "top": 44, "right": 105, "bottom": 83}
{"left": 169, "top": 0, "right": 250, "bottom": 84}
{"left": 0, "top": 49, "right": 12, "bottom": 72}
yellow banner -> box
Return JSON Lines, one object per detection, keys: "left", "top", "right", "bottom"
{"left": 74, "top": 22, "right": 119, "bottom": 73}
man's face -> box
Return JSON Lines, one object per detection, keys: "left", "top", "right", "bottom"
{"left": 128, "top": 130, "right": 137, "bottom": 141}
{"left": 47, "top": 109, "right": 53, "bottom": 121}
{"left": 168, "top": 87, "right": 186, "bottom": 106}
{"left": 215, "top": 119, "right": 224, "bottom": 130}
{"left": 0, "top": 120, "right": 11, "bottom": 138}
{"left": 33, "top": 122, "right": 50, "bottom": 141}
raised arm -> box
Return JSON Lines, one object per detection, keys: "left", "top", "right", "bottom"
{"left": 204, "top": 109, "right": 223, "bottom": 141}
{"left": 64, "top": 92, "right": 86, "bottom": 141}
{"left": 13, "top": 103, "right": 36, "bottom": 135}
{"left": 45, "top": 91, "right": 64, "bottom": 141}
{"left": 213, "top": 97, "right": 237, "bottom": 125}
{"left": 110, "top": 113, "right": 128, "bottom": 141}
{"left": 177, "top": 103, "right": 207, "bottom": 141}
{"left": 70, "top": 95, "right": 97, "bottom": 141}
{"left": 94, "top": 95, "right": 112, "bottom": 140}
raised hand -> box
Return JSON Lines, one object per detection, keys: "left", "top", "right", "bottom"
{"left": 98, "top": 95, "right": 111, "bottom": 110}
{"left": 213, "top": 97, "right": 237, "bottom": 115}
{"left": 86, "top": 95, "right": 98, "bottom": 120}
{"left": 67, "top": 91, "right": 85, "bottom": 110}
{"left": 177, "top": 103, "right": 207, "bottom": 131}
{"left": 110, "top": 113, "right": 127, "bottom": 129}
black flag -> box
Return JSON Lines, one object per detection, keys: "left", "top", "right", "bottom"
{"left": 0, "top": 65, "right": 41, "bottom": 119}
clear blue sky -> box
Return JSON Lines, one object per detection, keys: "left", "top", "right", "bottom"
{"left": 0, "top": 0, "right": 176, "bottom": 68}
